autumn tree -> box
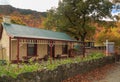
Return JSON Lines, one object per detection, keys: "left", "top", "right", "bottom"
{"left": 45, "top": 0, "right": 114, "bottom": 56}
{"left": 97, "top": 28, "right": 120, "bottom": 46}
{"left": 44, "top": 9, "right": 57, "bottom": 30}
{"left": 11, "top": 16, "right": 26, "bottom": 25}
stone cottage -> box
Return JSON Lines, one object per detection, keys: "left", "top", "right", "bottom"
{"left": 0, "top": 16, "right": 76, "bottom": 63}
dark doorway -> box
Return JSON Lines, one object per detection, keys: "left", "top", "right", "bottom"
{"left": 47, "top": 45, "right": 55, "bottom": 58}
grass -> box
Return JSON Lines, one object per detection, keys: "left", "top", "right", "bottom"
{"left": 0, "top": 52, "right": 105, "bottom": 78}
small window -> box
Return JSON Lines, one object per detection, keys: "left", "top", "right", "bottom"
{"left": 27, "top": 44, "right": 37, "bottom": 56}
{"left": 62, "top": 44, "right": 68, "bottom": 54}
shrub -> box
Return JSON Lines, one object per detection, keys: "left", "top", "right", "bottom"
{"left": 87, "top": 52, "right": 105, "bottom": 59}
{"left": 0, "top": 52, "right": 105, "bottom": 78}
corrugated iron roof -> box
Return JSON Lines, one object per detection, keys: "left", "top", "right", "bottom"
{"left": 2, "top": 23, "right": 76, "bottom": 41}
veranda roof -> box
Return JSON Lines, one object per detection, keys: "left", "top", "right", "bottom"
{"left": 2, "top": 23, "right": 76, "bottom": 41}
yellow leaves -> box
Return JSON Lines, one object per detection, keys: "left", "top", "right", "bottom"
{"left": 11, "top": 16, "right": 26, "bottom": 25}
{"left": 62, "top": 64, "right": 115, "bottom": 82}
{"left": 96, "top": 27, "right": 120, "bottom": 46}
{"left": 10, "top": 14, "right": 44, "bottom": 28}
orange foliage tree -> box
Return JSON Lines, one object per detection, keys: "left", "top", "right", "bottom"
{"left": 96, "top": 27, "right": 120, "bottom": 46}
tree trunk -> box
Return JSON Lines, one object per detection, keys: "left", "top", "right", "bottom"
{"left": 81, "top": 34, "right": 86, "bottom": 57}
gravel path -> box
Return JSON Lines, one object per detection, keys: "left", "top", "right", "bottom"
{"left": 94, "top": 62, "right": 120, "bottom": 82}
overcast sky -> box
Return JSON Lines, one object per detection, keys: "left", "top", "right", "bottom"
{"left": 0, "top": 0, "right": 119, "bottom": 15}
{"left": 0, "top": 0, "right": 59, "bottom": 12}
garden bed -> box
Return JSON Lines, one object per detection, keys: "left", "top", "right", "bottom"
{"left": 0, "top": 53, "right": 115, "bottom": 82}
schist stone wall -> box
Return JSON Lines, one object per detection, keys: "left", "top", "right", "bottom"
{"left": 0, "top": 56, "right": 115, "bottom": 82}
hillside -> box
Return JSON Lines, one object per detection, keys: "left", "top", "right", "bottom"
{"left": 0, "top": 5, "right": 47, "bottom": 28}
{"left": 0, "top": 5, "right": 119, "bottom": 43}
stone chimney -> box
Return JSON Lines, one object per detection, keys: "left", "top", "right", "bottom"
{"left": 3, "top": 16, "right": 11, "bottom": 24}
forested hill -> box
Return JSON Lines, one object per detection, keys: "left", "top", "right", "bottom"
{"left": 0, "top": 5, "right": 47, "bottom": 28}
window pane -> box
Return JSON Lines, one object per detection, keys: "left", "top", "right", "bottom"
{"left": 28, "top": 47, "right": 34, "bottom": 56}
{"left": 28, "top": 44, "right": 36, "bottom": 56}
{"left": 62, "top": 44, "right": 68, "bottom": 54}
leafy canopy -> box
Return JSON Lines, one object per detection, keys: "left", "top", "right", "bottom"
{"left": 45, "top": 0, "right": 114, "bottom": 41}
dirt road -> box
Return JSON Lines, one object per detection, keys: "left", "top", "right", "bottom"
{"left": 94, "top": 62, "right": 120, "bottom": 82}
